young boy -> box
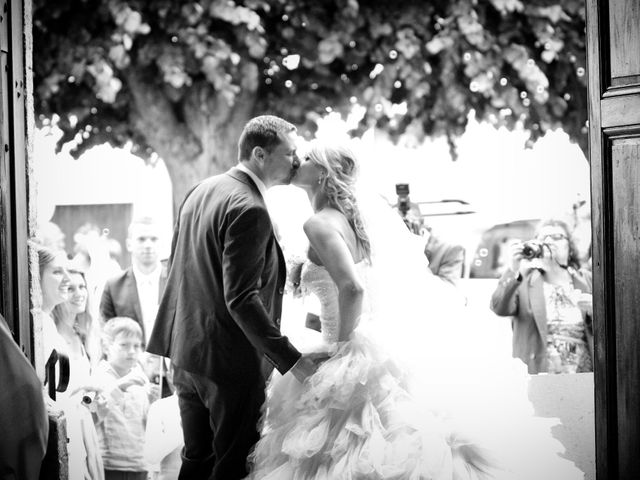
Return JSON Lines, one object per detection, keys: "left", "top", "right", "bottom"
{"left": 92, "top": 317, "right": 151, "bottom": 480}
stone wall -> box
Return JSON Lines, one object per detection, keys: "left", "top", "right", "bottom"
{"left": 529, "top": 372, "right": 595, "bottom": 479}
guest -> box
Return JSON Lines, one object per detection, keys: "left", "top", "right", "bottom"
{"left": 490, "top": 218, "right": 593, "bottom": 374}
{"left": 72, "top": 224, "right": 122, "bottom": 308}
{"left": 144, "top": 364, "right": 182, "bottom": 480}
{"left": 92, "top": 317, "right": 151, "bottom": 480}
{"left": 0, "top": 313, "right": 48, "bottom": 480}
{"left": 422, "top": 224, "right": 465, "bottom": 288}
{"left": 107, "top": 238, "right": 124, "bottom": 270}
{"left": 100, "top": 217, "right": 166, "bottom": 341}
{"left": 34, "top": 220, "right": 66, "bottom": 252}
{"left": 36, "top": 244, "right": 71, "bottom": 367}
{"left": 394, "top": 200, "right": 465, "bottom": 288}
{"left": 49, "top": 266, "right": 105, "bottom": 480}
{"left": 52, "top": 268, "right": 101, "bottom": 368}
{"left": 100, "top": 216, "right": 170, "bottom": 396}
{"left": 571, "top": 197, "right": 592, "bottom": 270}
{"left": 37, "top": 244, "right": 105, "bottom": 479}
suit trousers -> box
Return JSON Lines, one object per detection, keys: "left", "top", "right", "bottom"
{"left": 172, "top": 366, "right": 266, "bottom": 480}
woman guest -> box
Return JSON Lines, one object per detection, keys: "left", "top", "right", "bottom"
{"left": 37, "top": 245, "right": 104, "bottom": 480}
{"left": 490, "top": 218, "right": 594, "bottom": 374}
{"left": 36, "top": 244, "right": 71, "bottom": 361}
{"left": 52, "top": 268, "right": 102, "bottom": 370}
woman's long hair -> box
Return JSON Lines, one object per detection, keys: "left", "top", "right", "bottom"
{"left": 308, "top": 143, "right": 371, "bottom": 262}
{"left": 52, "top": 268, "right": 101, "bottom": 364}
{"left": 36, "top": 243, "right": 57, "bottom": 277}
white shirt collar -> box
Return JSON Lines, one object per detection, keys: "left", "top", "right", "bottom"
{"left": 236, "top": 163, "right": 267, "bottom": 198}
{"left": 132, "top": 262, "right": 162, "bottom": 283}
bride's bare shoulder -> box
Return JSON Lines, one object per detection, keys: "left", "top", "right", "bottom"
{"left": 304, "top": 208, "right": 346, "bottom": 232}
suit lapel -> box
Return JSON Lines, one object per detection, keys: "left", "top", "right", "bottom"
{"left": 124, "top": 268, "right": 143, "bottom": 325}
{"left": 228, "top": 167, "right": 285, "bottom": 275}
{"left": 528, "top": 270, "right": 547, "bottom": 339}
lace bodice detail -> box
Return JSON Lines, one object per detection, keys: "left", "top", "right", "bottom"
{"left": 300, "top": 260, "right": 368, "bottom": 344}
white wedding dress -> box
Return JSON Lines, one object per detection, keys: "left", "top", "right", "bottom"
{"left": 248, "top": 187, "right": 584, "bottom": 479}
{"left": 246, "top": 258, "right": 585, "bottom": 480}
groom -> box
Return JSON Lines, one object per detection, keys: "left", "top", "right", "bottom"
{"left": 147, "top": 115, "right": 323, "bottom": 480}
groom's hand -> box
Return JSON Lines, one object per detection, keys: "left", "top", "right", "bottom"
{"left": 290, "top": 352, "right": 330, "bottom": 383}
{"left": 307, "top": 351, "right": 332, "bottom": 365}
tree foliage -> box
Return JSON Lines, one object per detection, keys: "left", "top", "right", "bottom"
{"left": 33, "top": 0, "right": 587, "bottom": 207}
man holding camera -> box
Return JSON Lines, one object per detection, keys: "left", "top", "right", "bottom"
{"left": 489, "top": 219, "right": 593, "bottom": 374}
{"left": 394, "top": 184, "right": 465, "bottom": 292}
{"left": 422, "top": 225, "right": 465, "bottom": 288}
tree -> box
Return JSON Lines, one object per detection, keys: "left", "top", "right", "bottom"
{"left": 33, "top": 0, "right": 587, "bottom": 211}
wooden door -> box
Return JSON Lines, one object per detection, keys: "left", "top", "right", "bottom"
{"left": 587, "top": 1, "right": 640, "bottom": 478}
{"left": 0, "top": 0, "right": 30, "bottom": 358}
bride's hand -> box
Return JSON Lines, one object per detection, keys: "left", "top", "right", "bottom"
{"left": 307, "top": 351, "right": 332, "bottom": 363}
{"left": 290, "top": 352, "right": 331, "bottom": 383}
{"left": 286, "top": 260, "right": 304, "bottom": 297}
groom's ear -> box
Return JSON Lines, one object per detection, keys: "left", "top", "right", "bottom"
{"left": 252, "top": 146, "right": 266, "bottom": 164}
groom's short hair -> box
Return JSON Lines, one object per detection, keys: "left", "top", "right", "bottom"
{"left": 238, "top": 115, "right": 296, "bottom": 161}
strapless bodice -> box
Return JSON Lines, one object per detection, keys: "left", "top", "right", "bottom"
{"left": 300, "top": 260, "right": 367, "bottom": 344}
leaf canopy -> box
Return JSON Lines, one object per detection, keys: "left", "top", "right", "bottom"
{"left": 33, "top": 0, "right": 587, "bottom": 160}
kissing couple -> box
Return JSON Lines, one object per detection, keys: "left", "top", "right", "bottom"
{"left": 147, "top": 115, "right": 585, "bottom": 480}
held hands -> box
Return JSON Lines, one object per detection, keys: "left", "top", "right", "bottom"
{"left": 290, "top": 352, "right": 331, "bottom": 383}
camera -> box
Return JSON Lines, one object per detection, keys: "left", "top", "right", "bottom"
{"left": 395, "top": 183, "right": 410, "bottom": 217}
{"left": 521, "top": 240, "right": 544, "bottom": 260}
{"left": 395, "top": 183, "right": 422, "bottom": 235}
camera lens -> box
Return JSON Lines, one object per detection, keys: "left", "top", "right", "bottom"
{"left": 522, "top": 240, "right": 543, "bottom": 260}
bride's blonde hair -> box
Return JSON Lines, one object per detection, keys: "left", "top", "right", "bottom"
{"left": 307, "top": 142, "right": 371, "bottom": 261}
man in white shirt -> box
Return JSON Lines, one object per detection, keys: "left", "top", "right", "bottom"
{"left": 100, "top": 217, "right": 166, "bottom": 338}
{"left": 100, "top": 216, "right": 169, "bottom": 396}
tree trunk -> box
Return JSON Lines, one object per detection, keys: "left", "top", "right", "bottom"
{"left": 125, "top": 64, "right": 258, "bottom": 215}
{"left": 161, "top": 117, "right": 250, "bottom": 216}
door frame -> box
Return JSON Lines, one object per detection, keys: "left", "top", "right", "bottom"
{"left": 0, "top": 0, "right": 32, "bottom": 360}
{"left": 1, "top": 0, "right": 623, "bottom": 476}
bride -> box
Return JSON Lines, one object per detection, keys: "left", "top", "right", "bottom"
{"left": 246, "top": 141, "right": 585, "bottom": 480}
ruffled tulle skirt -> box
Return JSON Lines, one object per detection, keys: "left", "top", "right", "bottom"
{"left": 246, "top": 322, "right": 585, "bottom": 480}
{"left": 247, "top": 333, "right": 456, "bottom": 479}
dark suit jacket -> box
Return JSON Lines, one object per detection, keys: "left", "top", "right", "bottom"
{"left": 100, "top": 265, "right": 168, "bottom": 341}
{"left": 147, "top": 168, "right": 300, "bottom": 384}
{"left": 0, "top": 315, "right": 48, "bottom": 480}
{"left": 424, "top": 233, "right": 465, "bottom": 286}
{"left": 490, "top": 267, "right": 593, "bottom": 374}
